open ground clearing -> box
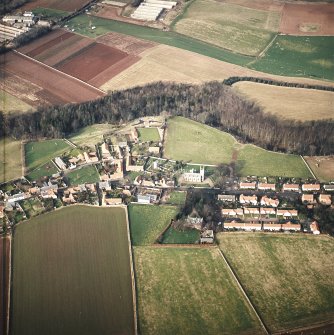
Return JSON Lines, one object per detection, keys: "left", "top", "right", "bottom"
{"left": 66, "top": 165, "right": 100, "bottom": 185}
{"left": 164, "top": 117, "right": 311, "bottom": 177}
{"left": 128, "top": 204, "right": 178, "bottom": 245}
{"left": 161, "top": 227, "right": 200, "bottom": 244}
{"left": 173, "top": 0, "right": 280, "bottom": 56}
{"left": 0, "top": 138, "right": 22, "bottom": 183}
{"left": 25, "top": 139, "right": 71, "bottom": 172}
{"left": 134, "top": 246, "right": 264, "bottom": 335}
{"left": 233, "top": 82, "right": 334, "bottom": 121}
{"left": 19, "top": 0, "right": 91, "bottom": 12}
{"left": 0, "top": 90, "right": 33, "bottom": 114}
{"left": 137, "top": 127, "right": 160, "bottom": 142}
{"left": 32, "top": 7, "right": 69, "bottom": 19}
{"left": 0, "top": 237, "right": 10, "bottom": 335}
{"left": 217, "top": 233, "right": 334, "bottom": 332}
{"left": 11, "top": 206, "right": 135, "bottom": 335}
{"left": 250, "top": 36, "right": 334, "bottom": 81}
{"left": 0, "top": 52, "right": 104, "bottom": 107}
{"left": 279, "top": 3, "right": 334, "bottom": 36}
{"left": 305, "top": 156, "right": 334, "bottom": 182}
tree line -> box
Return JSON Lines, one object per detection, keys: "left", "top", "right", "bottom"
{"left": 1, "top": 81, "right": 333, "bottom": 155}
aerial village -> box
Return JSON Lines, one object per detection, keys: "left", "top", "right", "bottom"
{"left": 1, "top": 116, "right": 333, "bottom": 242}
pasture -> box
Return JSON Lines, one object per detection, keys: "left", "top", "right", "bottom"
{"left": 128, "top": 204, "right": 178, "bottom": 245}
{"left": 0, "top": 138, "right": 22, "bottom": 183}
{"left": 0, "top": 90, "right": 33, "bottom": 113}
{"left": 137, "top": 127, "right": 160, "bottom": 142}
{"left": 26, "top": 162, "right": 58, "bottom": 181}
{"left": 305, "top": 156, "right": 334, "bottom": 182}
{"left": 161, "top": 227, "right": 200, "bottom": 244}
{"left": 250, "top": 36, "right": 334, "bottom": 81}
{"left": 134, "top": 246, "right": 264, "bottom": 334}
{"left": 25, "top": 139, "right": 71, "bottom": 172}
{"left": 11, "top": 206, "right": 135, "bottom": 335}
{"left": 166, "top": 191, "right": 187, "bottom": 205}
{"left": 233, "top": 82, "right": 334, "bottom": 121}
{"left": 217, "top": 233, "right": 334, "bottom": 332}
{"left": 66, "top": 165, "right": 100, "bottom": 185}
{"left": 0, "top": 237, "right": 10, "bottom": 335}
{"left": 173, "top": 0, "right": 280, "bottom": 56}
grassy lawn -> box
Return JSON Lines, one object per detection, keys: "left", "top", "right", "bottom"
{"left": 128, "top": 204, "right": 178, "bottom": 245}
{"left": 26, "top": 162, "right": 58, "bottom": 181}
{"left": 166, "top": 191, "right": 187, "bottom": 205}
{"left": 20, "top": 198, "right": 45, "bottom": 218}
{"left": 0, "top": 138, "right": 22, "bottom": 183}
{"left": 65, "top": 165, "right": 100, "bottom": 185}
{"left": 67, "top": 15, "right": 252, "bottom": 65}
{"left": 25, "top": 140, "right": 71, "bottom": 172}
{"left": 134, "top": 246, "right": 264, "bottom": 335}
{"left": 236, "top": 144, "right": 312, "bottom": 178}
{"left": 161, "top": 227, "right": 200, "bottom": 244}
{"left": 11, "top": 206, "right": 135, "bottom": 335}
{"left": 0, "top": 90, "right": 33, "bottom": 113}
{"left": 164, "top": 116, "right": 236, "bottom": 164}
{"left": 217, "top": 233, "right": 334, "bottom": 332}
{"left": 250, "top": 36, "right": 334, "bottom": 81}
{"left": 173, "top": 0, "right": 279, "bottom": 56}
{"left": 32, "top": 7, "right": 69, "bottom": 19}
{"left": 137, "top": 128, "right": 160, "bottom": 142}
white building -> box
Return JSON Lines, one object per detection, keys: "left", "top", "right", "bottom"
{"left": 183, "top": 166, "right": 204, "bottom": 183}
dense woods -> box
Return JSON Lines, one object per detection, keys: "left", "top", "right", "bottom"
{"left": 1, "top": 81, "right": 334, "bottom": 155}
{"left": 0, "top": 0, "right": 29, "bottom": 15}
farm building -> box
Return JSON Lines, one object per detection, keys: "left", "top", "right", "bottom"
{"left": 104, "top": 197, "right": 123, "bottom": 206}
{"left": 323, "top": 184, "right": 334, "bottom": 192}
{"left": 182, "top": 166, "right": 204, "bottom": 183}
{"left": 131, "top": 0, "right": 177, "bottom": 21}
{"left": 302, "top": 184, "right": 321, "bottom": 192}
{"left": 0, "top": 24, "right": 29, "bottom": 42}
{"left": 260, "top": 196, "right": 279, "bottom": 207}
{"left": 54, "top": 157, "right": 67, "bottom": 170}
{"left": 239, "top": 194, "right": 258, "bottom": 205}
{"left": 318, "top": 194, "right": 332, "bottom": 205}
{"left": 282, "top": 184, "right": 300, "bottom": 192}
{"left": 258, "top": 183, "right": 276, "bottom": 191}
{"left": 200, "top": 230, "right": 214, "bottom": 244}
{"left": 100, "top": 143, "right": 112, "bottom": 161}
{"left": 2, "top": 12, "right": 35, "bottom": 26}
{"left": 239, "top": 182, "right": 256, "bottom": 190}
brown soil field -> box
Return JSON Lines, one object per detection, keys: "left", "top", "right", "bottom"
{"left": 56, "top": 43, "right": 129, "bottom": 82}
{"left": 0, "top": 236, "right": 10, "bottom": 335}
{"left": 96, "top": 32, "right": 156, "bottom": 55}
{"left": 280, "top": 3, "right": 334, "bottom": 35}
{"left": 0, "top": 52, "right": 104, "bottom": 106}
{"left": 101, "top": 44, "right": 334, "bottom": 91}
{"left": 216, "top": 0, "right": 283, "bottom": 11}
{"left": 19, "top": 0, "right": 91, "bottom": 12}
{"left": 305, "top": 156, "right": 334, "bottom": 182}
{"left": 233, "top": 82, "right": 334, "bottom": 121}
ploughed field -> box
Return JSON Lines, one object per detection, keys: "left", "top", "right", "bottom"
{"left": 217, "top": 233, "right": 334, "bottom": 332}
{"left": 10, "top": 206, "right": 135, "bottom": 335}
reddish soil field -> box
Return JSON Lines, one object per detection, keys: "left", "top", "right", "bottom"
{"left": 280, "top": 3, "right": 334, "bottom": 35}
{"left": 0, "top": 237, "right": 10, "bottom": 335}
{"left": 19, "top": 0, "right": 90, "bottom": 12}
{"left": 97, "top": 32, "right": 156, "bottom": 55}
{"left": 56, "top": 43, "right": 128, "bottom": 82}
{"left": 0, "top": 52, "right": 104, "bottom": 106}
{"left": 217, "top": 0, "right": 283, "bottom": 11}
{"left": 89, "top": 54, "right": 140, "bottom": 87}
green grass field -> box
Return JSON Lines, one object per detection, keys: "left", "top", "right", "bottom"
{"left": 161, "top": 227, "right": 200, "bottom": 244}
{"left": 25, "top": 140, "right": 71, "bottom": 172}
{"left": 173, "top": 0, "right": 279, "bottom": 56}
{"left": 0, "top": 90, "right": 33, "bottom": 113}
{"left": 11, "top": 206, "right": 135, "bottom": 335}
{"left": 0, "top": 138, "right": 22, "bottom": 183}
{"left": 250, "top": 36, "right": 334, "bottom": 81}
{"left": 164, "top": 117, "right": 310, "bottom": 177}
{"left": 26, "top": 162, "right": 58, "bottom": 181}
{"left": 66, "top": 166, "right": 100, "bottom": 185}
{"left": 20, "top": 198, "right": 45, "bottom": 218}
{"left": 32, "top": 7, "right": 69, "bottom": 19}
{"left": 134, "top": 247, "right": 264, "bottom": 334}
{"left": 137, "top": 128, "right": 160, "bottom": 142}
{"left": 166, "top": 191, "right": 187, "bottom": 205}
{"left": 67, "top": 14, "right": 252, "bottom": 65}
{"left": 217, "top": 233, "right": 334, "bottom": 332}
{"left": 128, "top": 204, "right": 178, "bottom": 245}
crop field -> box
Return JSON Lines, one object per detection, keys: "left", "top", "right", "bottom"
{"left": 164, "top": 117, "right": 311, "bottom": 177}
{"left": 217, "top": 233, "right": 334, "bottom": 332}
{"left": 161, "top": 227, "right": 200, "bottom": 244}
{"left": 0, "top": 138, "right": 22, "bottom": 183}
{"left": 137, "top": 127, "right": 160, "bottom": 142}
{"left": 134, "top": 247, "right": 264, "bottom": 335}
{"left": 173, "top": 0, "right": 280, "bottom": 56}
{"left": 305, "top": 156, "right": 334, "bottom": 182}
{"left": 11, "top": 206, "right": 135, "bottom": 335}
{"left": 279, "top": 3, "right": 334, "bottom": 35}
{"left": 128, "top": 204, "right": 178, "bottom": 245}
{"left": 164, "top": 116, "right": 236, "bottom": 164}
{"left": 233, "top": 82, "right": 334, "bottom": 121}
{"left": 0, "top": 90, "right": 33, "bottom": 114}
{"left": 25, "top": 140, "right": 71, "bottom": 172}
{"left": 0, "top": 52, "right": 104, "bottom": 107}
{"left": 250, "top": 36, "right": 334, "bottom": 81}
{"left": 0, "top": 237, "right": 10, "bottom": 335}
{"left": 66, "top": 166, "right": 100, "bottom": 185}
